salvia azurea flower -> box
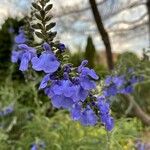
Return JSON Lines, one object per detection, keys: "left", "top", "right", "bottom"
{"left": 40, "top": 60, "right": 99, "bottom": 108}
{"left": 32, "top": 43, "right": 60, "bottom": 74}
{"left": 11, "top": 44, "right": 36, "bottom": 71}
{"left": 0, "top": 105, "right": 14, "bottom": 117}
{"left": 11, "top": 25, "right": 142, "bottom": 132}
{"left": 15, "top": 27, "right": 27, "bottom": 44}
{"left": 71, "top": 104, "right": 98, "bottom": 126}
{"left": 97, "top": 96, "right": 114, "bottom": 131}
{"left": 59, "top": 43, "right": 66, "bottom": 52}
{"left": 31, "top": 141, "right": 46, "bottom": 150}
{"left": 103, "top": 74, "right": 141, "bottom": 98}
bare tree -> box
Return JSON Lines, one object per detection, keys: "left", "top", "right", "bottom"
{"left": 146, "top": 0, "right": 150, "bottom": 46}
{"left": 89, "top": 0, "right": 114, "bottom": 70}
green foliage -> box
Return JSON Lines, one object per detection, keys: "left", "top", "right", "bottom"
{"left": 0, "top": 64, "right": 144, "bottom": 149}
{"left": 31, "top": 0, "right": 56, "bottom": 43}
{"left": 0, "top": 107, "right": 143, "bottom": 150}
{"left": 112, "top": 51, "right": 150, "bottom": 116}
{"left": 85, "top": 36, "right": 96, "bottom": 68}
{"left": 69, "top": 50, "right": 85, "bottom": 67}
{"left": 0, "top": 18, "right": 24, "bottom": 79}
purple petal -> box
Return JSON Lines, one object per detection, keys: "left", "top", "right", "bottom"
{"left": 70, "top": 104, "right": 82, "bottom": 120}
{"left": 15, "top": 33, "right": 26, "bottom": 44}
{"left": 43, "top": 42, "right": 52, "bottom": 52}
{"left": 19, "top": 52, "right": 31, "bottom": 71}
{"left": 39, "top": 74, "right": 50, "bottom": 89}
{"left": 51, "top": 95, "right": 74, "bottom": 109}
{"left": 80, "top": 77, "right": 96, "bottom": 90}
{"left": 80, "top": 108, "right": 97, "bottom": 126}
{"left": 74, "top": 86, "right": 89, "bottom": 102}
{"left": 32, "top": 53, "right": 60, "bottom": 73}
{"left": 11, "top": 50, "right": 21, "bottom": 63}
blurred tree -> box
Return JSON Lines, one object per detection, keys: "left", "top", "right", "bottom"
{"left": 146, "top": 0, "right": 150, "bottom": 46}
{"left": 0, "top": 18, "right": 24, "bottom": 80}
{"left": 85, "top": 36, "right": 96, "bottom": 68}
{"left": 89, "top": 0, "right": 114, "bottom": 70}
{"left": 114, "top": 52, "right": 150, "bottom": 126}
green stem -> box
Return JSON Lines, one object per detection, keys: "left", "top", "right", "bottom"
{"left": 106, "top": 130, "right": 110, "bottom": 150}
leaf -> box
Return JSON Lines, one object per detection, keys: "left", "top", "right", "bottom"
{"left": 48, "top": 31, "right": 57, "bottom": 40}
{"left": 45, "top": 0, "right": 50, "bottom": 3}
{"left": 40, "top": 10, "right": 45, "bottom": 18}
{"left": 35, "top": 32, "right": 43, "bottom": 39}
{"left": 44, "top": 4, "right": 53, "bottom": 12}
{"left": 46, "top": 22, "right": 56, "bottom": 31}
{"left": 35, "top": 13, "right": 42, "bottom": 20}
{"left": 31, "top": 23, "right": 43, "bottom": 30}
{"left": 32, "top": 3, "right": 41, "bottom": 10}
{"left": 44, "top": 15, "right": 53, "bottom": 22}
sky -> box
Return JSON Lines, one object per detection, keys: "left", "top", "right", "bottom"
{"left": 0, "top": 0, "right": 149, "bottom": 55}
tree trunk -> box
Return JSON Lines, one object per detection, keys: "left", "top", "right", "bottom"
{"left": 123, "top": 95, "right": 150, "bottom": 126}
{"left": 146, "top": 0, "right": 150, "bottom": 46}
{"left": 89, "top": 0, "right": 114, "bottom": 70}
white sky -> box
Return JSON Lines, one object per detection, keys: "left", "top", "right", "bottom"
{"left": 0, "top": 0, "right": 149, "bottom": 55}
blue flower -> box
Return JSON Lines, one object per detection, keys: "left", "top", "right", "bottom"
{"left": 59, "top": 43, "right": 66, "bottom": 52}
{"left": 71, "top": 77, "right": 89, "bottom": 102}
{"left": 78, "top": 60, "right": 99, "bottom": 80}
{"left": 11, "top": 50, "right": 22, "bottom": 63}
{"left": 32, "top": 43, "right": 60, "bottom": 73}
{"left": 70, "top": 103, "right": 82, "bottom": 120}
{"left": 101, "top": 114, "right": 114, "bottom": 131}
{"left": 105, "top": 76, "right": 112, "bottom": 86}
{"left": 97, "top": 96, "right": 110, "bottom": 114}
{"left": 31, "top": 144, "right": 37, "bottom": 150}
{"left": 39, "top": 74, "right": 51, "bottom": 89}
{"left": 31, "top": 141, "right": 46, "bottom": 150}
{"left": 51, "top": 79, "right": 75, "bottom": 98}
{"left": 77, "top": 60, "right": 99, "bottom": 91}
{"left": 103, "top": 84, "right": 117, "bottom": 97}
{"left": 112, "top": 75, "right": 125, "bottom": 87}
{"left": 120, "top": 85, "right": 134, "bottom": 94}
{"left": 79, "top": 106, "right": 98, "bottom": 126}
{"left": 18, "top": 44, "right": 36, "bottom": 71}
{"left": 51, "top": 95, "right": 74, "bottom": 109}
{"left": 45, "top": 78, "right": 76, "bottom": 109}
{"left": 74, "top": 85, "right": 89, "bottom": 102}
{"left": 97, "top": 96, "right": 114, "bottom": 131}
{"left": 0, "top": 105, "right": 14, "bottom": 117}
{"left": 79, "top": 76, "right": 96, "bottom": 90}
{"left": 130, "top": 76, "right": 139, "bottom": 84}
{"left": 15, "top": 27, "right": 26, "bottom": 44}
{"left": 11, "top": 44, "right": 36, "bottom": 71}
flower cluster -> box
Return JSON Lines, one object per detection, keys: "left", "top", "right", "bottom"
{"left": 11, "top": 26, "right": 141, "bottom": 132}
{"left": 103, "top": 74, "right": 142, "bottom": 98}
{"left": 11, "top": 28, "right": 60, "bottom": 73}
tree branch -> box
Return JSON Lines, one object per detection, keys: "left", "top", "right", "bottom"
{"left": 107, "top": 13, "right": 147, "bottom": 29}
{"left": 123, "top": 94, "right": 150, "bottom": 126}
{"left": 89, "top": 0, "right": 114, "bottom": 70}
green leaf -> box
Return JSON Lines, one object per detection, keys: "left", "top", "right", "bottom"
{"left": 45, "top": 0, "right": 50, "bottom": 3}
{"left": 31, "top": 23, "right": 43, "bottom": 30}
{"left": 40, "top": 10, "right": 45, "bottom": 18}
{"left": 46, "top": 22, "right": 56, "bottom": 31}
{"left": 44, "top": 15, "right": 53, "bottom": 22}
{"left": 32, "top": 3, "right": 41, "bottom": 10}
{"left": 39, "top": 1, "right": 45, "bottom": 7}
{"left": 48, "top": 31, "right": 57, "bottom": 40}
{"left": 35, "top": 13, "right": 42, "bottom": 20}
{"left": 35, "top": 31, "right": 43, "bottom": 39}
{"left": 44, "top": 4, "right": 53, "bottom": 12}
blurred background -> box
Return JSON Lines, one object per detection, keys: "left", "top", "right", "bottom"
{"left": 0, "top": 0, "right": 150, "bottom": 149}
